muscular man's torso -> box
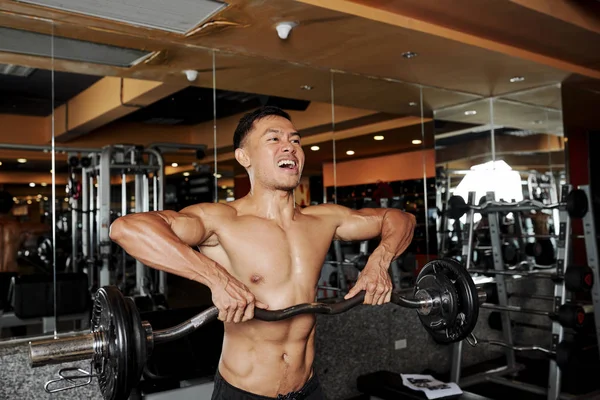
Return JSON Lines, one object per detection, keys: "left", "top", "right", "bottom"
{"left": 198, "top": 201, "right": 337, "bottom": 396}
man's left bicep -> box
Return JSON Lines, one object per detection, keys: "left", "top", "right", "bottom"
{"left": 333, "top": 208, "right": 385, "bottom": 242}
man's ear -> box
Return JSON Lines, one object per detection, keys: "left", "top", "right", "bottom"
{"left": 235, "top": 148, "right": 251, "bottom": 168}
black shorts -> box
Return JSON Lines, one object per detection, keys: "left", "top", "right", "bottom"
{"left": 211, "top": 370, "right": 325, "bottom": 400}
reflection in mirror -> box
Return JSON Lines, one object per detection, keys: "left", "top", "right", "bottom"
{"left": 0, "top": 57, "right": 58, "bottom": 339}
{"left": 325, "top": 72, "right": 433, "bottom": 294}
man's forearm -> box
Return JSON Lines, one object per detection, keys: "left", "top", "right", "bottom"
{"left": 372, "top": 209, "right": 416, "bottom": 265}
{"left": 110, "top": 215, "right": 221, "bottom": 288}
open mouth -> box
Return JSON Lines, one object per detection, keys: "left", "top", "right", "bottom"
{"left": 277, "top": 159, "right": 297, "bottom": 170}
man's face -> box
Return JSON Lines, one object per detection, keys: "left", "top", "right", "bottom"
{"left": 241, "top": 115, "right": 304, "bottom": 191}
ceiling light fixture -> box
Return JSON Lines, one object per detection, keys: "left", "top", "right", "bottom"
{"left": 171, "top": 162, "right": 179, "bottom": 167}
{"left": 183, "top": 172, "right": 190, "bottom": 177}
{"left": 27, "top": 200, "right": 32, "bottom": 204}
{"left": 310, "top": 145, "right": 320, "bottom": 151}
{"left": 300, "top": 85, "right": 313, "bottom": 91}
{"left": 214, "top": 173, "right": 222, "bottom": 179}
{"left": 412, "top": 139, "right": 422, "bottom": 145}
{"left": 17, "top": 158, "right": 27, "bottom": 163}
{"left": 43, "top": 197, "right": 48, "bottom": 201}
{"left": 41, "top": 182, "right": 47, "bottom": 187}
{"left": 276, "top": 21, "right": 297, "bottom": 40}
{"left": 346, "top": 150, "right": 355, "bottom": 155}
{"left": 509, "top": 76, "right": 525, "bottom": 83}
{"left": 409, "top": 102, "right": 418, "bottom": 107}
{"left": 29, "top": 182, "right": 35, "bottom": 187}
{"left": 401, "top": 51, "right": 418, "bottom": 59}
{"left": 374, "top": 135, "right": 384, "bottom": 141}
{"left": 464, "top": 110, "right": 477, "bottom": 116}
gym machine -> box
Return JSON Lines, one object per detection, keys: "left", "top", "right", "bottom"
{"left": 451, "top": 185, "right": 599, "bottom": 400}
{"left": 68, "top": 145, "right": 166, "bottom": 299}
{"left": 28, "top": 258, "right": 485, "bottom": 400}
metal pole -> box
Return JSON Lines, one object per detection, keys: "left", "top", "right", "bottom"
{"left": 450, "top": 191, "right": 476, "bottom": 383}
{"left": 487, "top": 191, "right": 517, "bottom": 371}
{"left": 81, "top": 167, "right": 90, "bottom": 287}
{"left": 121, "top": 172, "right": 127, "bottom": 291}
{"left": 547, "top": 184, "right": 571, "bottom": 400}
{"left": 98, "top": 147, "right": 112, "bottom": 288}
{"left": 134, "top": 161, "right": 146, "bottom": 296}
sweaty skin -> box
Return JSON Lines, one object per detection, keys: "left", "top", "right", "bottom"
{"left": 110, "top": 115, "right": 415, "bottom": 397}
{"left": 0, "top": 214, "right": 49, "bottom": 273}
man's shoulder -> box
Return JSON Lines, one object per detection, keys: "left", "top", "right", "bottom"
{"left": 301, "top": 203, "right": 351, "bottom": 218}
{"left": 180, "top": 202, "right": 238, "bottom": 219}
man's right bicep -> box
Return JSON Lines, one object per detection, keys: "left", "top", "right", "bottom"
{"left": 159, "top": 208, "right": 212, "bottom": 247}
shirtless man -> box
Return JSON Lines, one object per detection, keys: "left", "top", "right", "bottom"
{"left": 0, "top": 190, "right": 50, "bottom": 273}
{"left": 109, "top": 106, "right": 416, "bottom": 399}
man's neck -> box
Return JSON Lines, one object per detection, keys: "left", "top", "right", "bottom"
{"left": 245, "top": 186, "right": 296, "bottom": 221}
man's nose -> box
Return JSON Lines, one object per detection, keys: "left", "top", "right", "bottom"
{"left": 281, "top": 141, "right": 296, "bottom": 153}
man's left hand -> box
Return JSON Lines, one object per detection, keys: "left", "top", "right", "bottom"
{"left": 344, "top": 257, "right": 393, "bottom": 305}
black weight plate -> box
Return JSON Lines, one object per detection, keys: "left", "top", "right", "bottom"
{"left": 92, "top": 286, "right": 132, "bottom": 400}
{"left": 415, "top": 258, "right": 479, "bottom": 344}
{"left": 125, "top": 297, "right": 146, "bottom": 395}
{"left": 447, "top": 196, "right": 467, "bottom": 220}
{"left": 565, "top": 265, "right": 594, "bottom": 292}
{"left": 566, "top": 189, "right": 588, "bottom": 219}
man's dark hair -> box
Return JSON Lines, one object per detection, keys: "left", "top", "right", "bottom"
{"left": 0, "top": 190, "right": 14, "bottom": 214}
{"left": 233, "top": 106, "right": 291, "bottom": 150}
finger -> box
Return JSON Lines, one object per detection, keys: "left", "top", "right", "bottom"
{"left": 365, "top": 282, "right": 377, "bottom": 304}
{"left": 218, "top": 308, "right": 227, "bottom": 322}
{"left": 384, "top": 288, "right": 392, "bottom": 304}
{"left": 375, "top": 285, "right": 387, "bottom": 305}
{"left": 344, "top": 282, "right": 364, "bottom": 300}
{"left": 225, "top": 304, "right": 236, "bottom": 323}
{"left": 242, "top": 302, "right": 255, "bottom": 322}
{"left": 233, "top": 303, "right": 245, "bottom": 323}
{"left": 255, "top": 301, "right": 269, "bottom": 309}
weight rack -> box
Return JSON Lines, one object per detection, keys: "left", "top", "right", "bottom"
{"left": 449, "top": 185, "right": 599, "bottom": 400}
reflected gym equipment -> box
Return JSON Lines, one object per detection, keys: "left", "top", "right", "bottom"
{"left": 446, "top": 189, "right": 588, "bottom": 220}
{"left": 481, "top": 302, "right": 591, "bottom": 330}
{"left": 29, "top": 259, "right": 484, "bottom": 400}
{"left": 469, "top": 265, "right": 594, "bottom": 292}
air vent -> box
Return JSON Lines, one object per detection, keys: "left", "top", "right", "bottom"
{"left": 16, "top": 0, "right": 228, "bottom": 34}
{"left": 0, "top": 64, "right": 35, "bottom": 77}
{"left": 0, "top": 27, "right": 151, "bottom": 67}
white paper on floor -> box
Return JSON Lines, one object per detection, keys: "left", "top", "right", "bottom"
{"left": 401, "top": 374, "right": 463, "bottom": 399}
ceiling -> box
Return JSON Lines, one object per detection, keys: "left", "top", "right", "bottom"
{"left": 0, "top": 0, "right": 597, "bottom": 191}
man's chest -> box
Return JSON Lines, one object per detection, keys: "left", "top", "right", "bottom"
{"left": 207, "top": 216, "right": 336, "bottom": 283}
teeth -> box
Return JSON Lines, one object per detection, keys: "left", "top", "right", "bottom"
{"left": 278, "top": 160, "right": 296, "bottom": 167}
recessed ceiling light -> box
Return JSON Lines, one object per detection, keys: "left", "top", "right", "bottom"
{"left": 300, "top": 85, "right": 313, "bottom": 91}
{"left": 509, "top": 76, "right": 525, "bottom": 83}
{"left": 41, "top": 182, "right": 47, "bottom": 187}
{"left": 346, "top": 150, "right": 355, "bottom": 155}
{"left": 17, "top": 158, "right": 27, "bottom": 163}
{"left": 310, "top": 145, "right": 320, "bottom": 151}
{"left": 221, "top": 185, "right": 227, "bottom": 189}
{"left": 29, "top": 182, "right": 35, "bottom": 187}
{"left": 37, "top": 194, "right": 42, "bottom": 198}
{"left": 171, "top": 162, "right": 179, "bottom": 167}
{"left": 464, "top": 110, "right": 477, "bottom": 116}
{"left": 374, "top": 135, "right": 384, "bottom": 141}
{"left": 409, "top": 102, "right": 418, "bottom": 107}
{"left": 183, "top": 172, "right": 190, "bottom": 177}
{"left": 214, "top": 173, "right": 222, "bottom": 179}
{"left": 43, "top": 197, "right": 48, "bottom": 201}
{"left": 401, "top": 51, "right": 418, "bottom": 59}
{"left": 27, "top": 200, "right": 32, "bottom": 204}
{"left": 0, "top": 161, "right": 2, "bottom": 166}
{"left": 412, "top": 139, "right": 422, "bottom": 145}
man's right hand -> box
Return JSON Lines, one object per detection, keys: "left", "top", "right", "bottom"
{"left": 210, "top": 266, "right": 268, "bottom": 323}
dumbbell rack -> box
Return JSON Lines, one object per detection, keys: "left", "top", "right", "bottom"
{"left": 450, "top": 185, "right": 581, "bottom": 400}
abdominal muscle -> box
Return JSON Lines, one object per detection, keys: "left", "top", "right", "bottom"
{"left": 218, "top": 314, "right": 317, "bottom": 396}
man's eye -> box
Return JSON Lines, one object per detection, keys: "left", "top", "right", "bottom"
{"left": 269, "top": 137, "right": 278, "bottom": 142}
{"left": 292, "top": 140, "right": 300, "bottom": 144}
